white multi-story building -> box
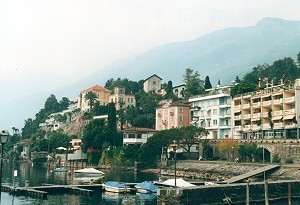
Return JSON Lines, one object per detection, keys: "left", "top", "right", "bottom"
{"left": 122, "top": 127, "right": 157, "bottom": 145}
{"left": 189, "top": 84, "right": 233, "bottom": 139}
{"left": 173, "top": 84, "right": 186, "bottom": 99}
{"left": 233, "top": 79, "right": 300, "bottom": 139}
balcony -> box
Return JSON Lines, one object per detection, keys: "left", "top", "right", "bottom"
{"left": 273, "top": 98, "right": 283, "bottom": 105}
{"left": 219, "top": 103, "right": 231, "bottom": 108}
{"left": 262, "top": 112, "right": 268, "bottom": 118}
{"left": 285, "top": 109, "right": 295, "bottom": 115}
{"left": 273, "top": 122, "right": 284, "bottom": 128}
{"left": 252, "top": 124, "right": 261, "bottom": 131}
{"left": 243, "top": 124, "right": 251, "bottom": 131}
{"left": 123, "top": 138, "right": 146, "bottom": 144}
{"left": 234, "top": 105, "right": 241, "bottom": 110}
{"left": 252, "top": 113, "right": 261, "bottom": 118}
{"left": 219, "top": 124, "right": 231, "bottom": 129}
{"left": 234, "top": 115, "right": 241, "bottom": 120}
{"left": 273, "top": 110, "right": 283, "bottom": 116}
{"left": 285, "top": 122, "right": 297, "bottom": 128}
{"left": 243, "top": 114, "right": 251, "bottom": 119}
{"left": 285, "top": 96, "right": 295, "bottom": 104}
{"left": 243, "top": 104, "right": 250, "bottom": 109}
{"left": 262, "top": 101, "right": 271, "bottom": 107}
{"left": 252, "top": 102, "right": 261, "bottom": 107}
{"left": 263, "top": 123, "right": 271, "bottom": 129}
{"left": 234, "top": 125, "right": 242, "bottom": 131}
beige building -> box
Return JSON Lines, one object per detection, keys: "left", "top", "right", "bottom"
{"left": 109, "top": 86, "right": 136, "bottom": 110}
{"left": 143, "top": 74, "right": 162, "bottom": 94}
{"left": 79, "top": 85, "right": 111, "bottom": 112}
{"left": 156, "top": 99, "right": 191, "bottom": 130}
{"left": 233, "top": 79, "right": 300, "bottom": 139}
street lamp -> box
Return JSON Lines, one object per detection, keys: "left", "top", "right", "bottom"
{"left": 172, "top": 141, "right": 177, "bottom": 188}
{"left": 0, "top": 130, "right": 9, "bottom": 202}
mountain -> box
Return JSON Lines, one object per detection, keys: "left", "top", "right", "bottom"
{"left": 89, "top": 17, "right": 300, "bottom": 85}
{"left": 2, "top": 17, "right": 300, "bottom": 131}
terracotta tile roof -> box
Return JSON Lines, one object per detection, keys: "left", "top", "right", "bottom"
{"left": 122, "top": 127, "right": 158, "bottom": 133}
{"left": 81, "top": 85, "right": 111, "bottom": 93}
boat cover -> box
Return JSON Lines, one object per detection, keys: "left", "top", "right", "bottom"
{"left": 135, "top": 181, "right": 157, "bottom": 193}
{"left": 162, "top": 178, "right": 196, "bottom": 188}
{"left": 104, "top": 181, "right": 127, "bottom": 188}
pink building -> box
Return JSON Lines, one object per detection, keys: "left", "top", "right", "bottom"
{"left": 156, "top": 100, "right": 191, "bottom": 130}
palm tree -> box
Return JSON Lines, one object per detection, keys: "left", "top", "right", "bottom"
{"left": 85, "top": 91, "right": 97, "bottom": 110}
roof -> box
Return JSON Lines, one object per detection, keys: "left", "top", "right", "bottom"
{"left": 144, "top": 74, "right": 162, "bottom": 82}
{"left": 81, "top": 85, "right": 111, "bottom": 93}
{"left": 170, "top": 100, "right": 191, "bottom": 107}
{"left": 122, "top": 127, "right": 158, "bottom": 133}
{"left": 172, "top": 84, "right": 186, "bottom": 89}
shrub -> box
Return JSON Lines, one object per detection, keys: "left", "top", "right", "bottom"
{"left": 272, "top": 153, "right": 281, "bottom": 163}
{"left": 285, "top": 158, "right": 294, "bottom": 164}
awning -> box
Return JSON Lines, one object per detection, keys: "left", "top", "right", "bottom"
{"left": 272, "top": 116, "right": 282, "bottom": 121}
{"left": 283, "top": 115, "right": 295, "bottom": 120}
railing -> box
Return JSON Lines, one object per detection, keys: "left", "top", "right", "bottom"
{"left": 243, "top": 114, "right": 251, "bottom": 119}
{"left": 243, "top": 104, "right": 250, "bottom": 109}
{"left": 262, "top": 112, "right": 268, "bottom": 118}
{"left": 273, "top": 122, "right": 283, "bottom": 128}
{"left": 273, "top": 110, "right": 283, "bottom": 116}
{"left": 285, "top": 109, "right": 295, "bottom": 115}
{"left": 285, "top": 96, "right": 295, "bottom": 103}
{"left": 234, "top": 115, "right": 241, "bottom": 120}
{"left": 252, "top": 113, "right": 261, "bottom": 118}
{"left": 234, "top": 105, "right": 241, "bottom": 110}
{"left": 262, "top": 101, "right": 271, "bottom": 106}
{"left": 273, "top": 99, "right": 283, "bottom": 104}
{"left": 263, "top": 123, "right": 271, "bottom": 129}
{"left": 252, "top": 102, "right": 261, "bottom": 107}
{"left": 234, "top": 125, "right": 242, "bottom": 130}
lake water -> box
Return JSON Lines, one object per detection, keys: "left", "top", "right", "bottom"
{"left": 1, "top": 162, "right": 159, "bottom": 205}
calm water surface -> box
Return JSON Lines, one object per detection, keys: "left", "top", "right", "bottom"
{"left": 1, "top": 162, "right": 158, "bottom": 205}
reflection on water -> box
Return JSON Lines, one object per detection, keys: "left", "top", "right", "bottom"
{"left": 1, "top": 162, "right": 158, "bottom": 204}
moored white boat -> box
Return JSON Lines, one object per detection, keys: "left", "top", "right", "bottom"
{"left": 74, "top": 168, "right": 105, "bottom": 176}
{"left": 102, "top": 181, "right": 131, "bottom": 193}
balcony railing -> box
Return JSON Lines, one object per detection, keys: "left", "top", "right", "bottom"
{"left": 263, "top": 123, "right": 271, "bottom": 129}
{"left": 262, "top": 101, "right": 271, "bottom": 107}
{"left": 252, "top": 125, "right": 261, "bottom": 131}
{"left": 243, "top": 114, "right": 251, "bottom": 119}
{"left": 273, "top": 110, "right": 283, "bottom": 116}
{"left": 234, "top": 115, "right": 241, "bottom": 120}
{"left": 285, "top": 109, "right": 295, "bottom": 115}
{"left": 285, "top": 122, "right": 297, "bottom": 128}
{"left": 243, "top": 104, "right": 250, "bottom": 109}
{"left": 262, "top": 112, "right": 268, "bottom": 118}
{"left": 285, "top": 96, "right": 295, "bottom": 104}
{"left": 273, "top": 99, "right": 283, "bottom": 104}
{"left": 252, "top": 113, "right": 261, "bottom": 118}
{"left": 234, "top": 125, "right": 242, "bottom": 131}
{"left": 273, "top": 122, "right": 284, "bottom": 128}
{"left": 252, "top": 102, "right": 261, "bottom": 107}
{"left": 234, "top": 105, "right": 241, "bottom": 110}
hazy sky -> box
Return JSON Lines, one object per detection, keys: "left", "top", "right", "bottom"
{"left": 1, "top": 0, "right": 300, "bottom": 130}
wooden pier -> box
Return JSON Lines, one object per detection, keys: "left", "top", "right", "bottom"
{"left": 1, "top": 184, "right": 103, "bottom": 200}
{"left": 223, "top": 164, "right": 280, "bottom": 183}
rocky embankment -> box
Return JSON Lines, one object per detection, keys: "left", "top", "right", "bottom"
{"left": 62, "top": 112, "right": 88, "bottom": 137}
{"left": 160, "top": 161, "right": 300, "bottom": 181}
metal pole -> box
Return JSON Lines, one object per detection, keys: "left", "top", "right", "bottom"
{"left": 174, "top": 150, "right": 177, "bottom": 188}
{"left": 0, "top": 143, "right": 4, "bottom": 202}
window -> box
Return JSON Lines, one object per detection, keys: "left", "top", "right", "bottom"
{"left": 213, "top": 109, "right": 217, "bottom": 115}
{"left": 213, "top": 119, "right": 217, "bottom": 125}
{"left": 129, "top": 134, "right": 135, "bottom": 138}
{"left": 137, "top": 134, "right": 142, "bottom": 139}
{"left": 179, "top": 108, "right": 183, "bottom": 112}
{"left": 179, "top": 116, "right": 184, "bottom": 121}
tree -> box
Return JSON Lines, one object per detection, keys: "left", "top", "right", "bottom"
{"left": 107, "top": 102, "right": 118, "bottom": 146}
{"left": 183, "top": 68, "right": 205, "bottom": 98}
{"left": 85, "top": 91, "right": 97, "bottom": 110}
{"left": 165, "top": 81, "right": 173, "bottom": 99}
{"left": 59, "top": 97, "right": 70, "bottom": 111}
{"left": 21, "top": 118, "right": 39, "bottom": 139}
{"left": 81, "top": 119, "right": 106, "bottom": 152}
{"left": 230, "top": 80, "right": 257, "bottom": 97}
{"left": 238, "top": 143, "right": 259, "bottom": 162}
{"left": 174, "top": 126, "right": 209, "bottom": 159}
{"left": 44, "top": 94, "right": 60, "bottom": 113}
{"left": 297, "top": 51, "right": 300, "bottom": 67}
{"left": 218, "top": 139, "right": 238, "bottom": 160}
{"left": 204, "top": 76, "right": 212, "bottom": 90}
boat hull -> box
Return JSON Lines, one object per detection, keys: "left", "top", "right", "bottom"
{"left": 103, "top": 185, "right": 130, "bottom": 193}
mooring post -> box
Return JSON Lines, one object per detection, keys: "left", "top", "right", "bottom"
{"left": 264, "top": 181, "right": 269, "bottom": 205}
{"left": 246, "top": 180, "right": 250, "bottom": 205}
{"left": 288, "top": 182, "right": 292, "bottom": 205}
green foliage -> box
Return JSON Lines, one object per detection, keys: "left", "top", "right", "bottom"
{"left": 230, "top": 80, "right": 257, "bottom": 96}
{"left": 59, "top": 97, "right": 70, "bottom": 111}
{"left": 84, "top": 91, "right": 97, "bottom": 110}
{"left": 183, "top": 68, "right": 205, "bottom": 98}
{"left": 44, "top": 94, "right": 61, "bottom": 114}
{"left": 204, "top": 76, "right": 212, "bottom": 90}
{"left": 91, "top": 102, "right": 108, "bottom": 116}
{"left": 238, "top": 143, "right": 259, "bottom": 162}
{"left": 81, "top": 119, "right": 107, "bottom": 152}
{"left": 105, "top": 78, "right": 143, "bottom": 94}
{"left": 272, "top": 153, "right": 281, "bottom": 163}
{"left": 108, "top": 102, "right": 117, "bottom": 146}
{"left": 164, "top": 81, "right": 174, "bottom": 99}
{"left": 285, "top": 157, "right": 294, "bottom": 164}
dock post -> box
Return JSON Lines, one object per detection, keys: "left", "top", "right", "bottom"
{"left": 264, "top": 181, "right": 269, "bottom": 205}
{"left": 246, "top": 180, "right": 250, "bottom": 205}
{"left": 288, "top": 182, "right": 292, "bottom": 205}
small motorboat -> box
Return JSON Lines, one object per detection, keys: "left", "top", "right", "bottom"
{"left": 135, "top": 181, "right": 157, "bottom": 194}
{"left": 102, "top": 181, "right": 131, "bottom": 193}
{"left": 74, "top": 168, "right": 105, "bottom": 176}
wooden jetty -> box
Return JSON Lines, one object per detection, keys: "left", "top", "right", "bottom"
{"left": 223, "top": 164, "right": 280, "bottom": 183}
{"left": 1, "top": 184, "right": 103, "bottom": 200}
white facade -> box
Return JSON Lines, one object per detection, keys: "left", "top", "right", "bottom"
{"left": 143, "top": 74, "right": 162, "bottom": 94}
{"left": 189, "top": 85, "right": 233, "bottom": 139}
{"left": 173, "top": 84, "right": 186, "bottom": 99}
{"left": 122, "top": 128, "right": 157, "bottom": 145}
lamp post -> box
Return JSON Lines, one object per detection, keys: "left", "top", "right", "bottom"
{"left": 172, "top": 141, "right": 177, "bottom": 188}
{"left": 0, "top": 130, "right": 9, "bottom": 202}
